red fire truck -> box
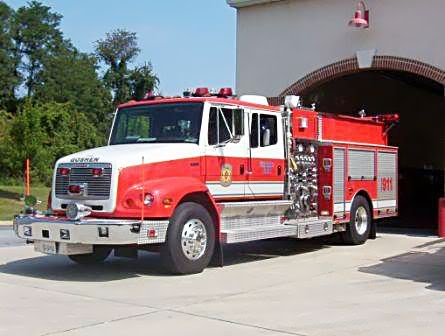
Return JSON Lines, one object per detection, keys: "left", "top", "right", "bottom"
{"left": 14, "top": 88, "right": 399, "bottom": 274}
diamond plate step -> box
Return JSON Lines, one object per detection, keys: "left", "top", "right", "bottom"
{"left": 221, "top": 218, "right": 334, "bottom": 244}
{"left": 219, "top": 200, "right": 292, "bottom": 218}
{"left": 221, "top": 224, "right": 298, "bottom": 244}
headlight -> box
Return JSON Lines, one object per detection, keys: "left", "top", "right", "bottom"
{"left": 143, "top": 193, "right": 154, "bottom": 206}
{"left": 66, "top": 203, "right": 92, "bottom": 220}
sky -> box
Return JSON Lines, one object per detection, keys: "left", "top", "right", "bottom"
{"left": 6, "top": 0, "right": 237, "bottom": 96}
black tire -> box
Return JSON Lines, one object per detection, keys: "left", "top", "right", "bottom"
{"left": 68, "top": 246, "right": 112, "bottom": 265}
{"left": 341, "top": 195, "right": 372, "bottom": 245}
{"left": 161, "top": 202, "right": 215, "bottom": 275}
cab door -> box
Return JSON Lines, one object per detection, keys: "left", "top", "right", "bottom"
{"left": 204, "top": 106, "right": 248, "bottom": 200}
{"left": 247, "top": 110, "right": 285, "bottom": 198}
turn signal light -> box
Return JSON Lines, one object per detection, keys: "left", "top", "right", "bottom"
{"left": 162, "top": 197, "right": 173, "bottom": 208}
{"left": 91, "top": 168, "right": 103, "bottom": 177}
{"left": 59, "top": 167, "right": 70, "bottom": 176}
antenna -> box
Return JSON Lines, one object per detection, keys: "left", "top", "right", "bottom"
{"left": 141, "top": 156, "right": 145, "bottom": 223}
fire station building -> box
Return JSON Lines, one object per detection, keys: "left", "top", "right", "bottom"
{"left": 227, "top": 0, "right": 445, "bottom": 231}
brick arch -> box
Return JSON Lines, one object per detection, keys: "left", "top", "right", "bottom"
{"left": 268, "top": 56, "right": 445, "bottom": 105}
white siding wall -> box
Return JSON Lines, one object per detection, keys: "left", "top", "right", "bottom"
{"left": 234, "top": 0, "right": 445, "bottom": 96}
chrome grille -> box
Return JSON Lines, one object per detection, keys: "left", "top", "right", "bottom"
{"left": 55, "top": 163, "right": 112, "bottom": 200}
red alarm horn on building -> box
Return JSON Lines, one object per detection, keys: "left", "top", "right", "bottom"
{"left": 348, "top": 1, "right": 369, "bottom": 29}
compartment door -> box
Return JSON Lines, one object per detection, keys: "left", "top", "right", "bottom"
{"left": 333, "top": 148, "right": 346, "bottom": 216}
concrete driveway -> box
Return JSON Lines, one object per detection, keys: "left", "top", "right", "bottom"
{"left": 0, "top": 231, "right": 444, "bottom": 336}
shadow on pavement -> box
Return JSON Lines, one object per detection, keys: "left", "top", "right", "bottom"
{"left": 0, "top": 238, "right": 328, "bottom": 282}
{"left": 359, "top": 239, "right": 445, "bottom": 292}
{"left": 0, "top": 189, "right": 21, "bottom": 201}
{"left": 217, "top": 237, "right": 327, "bottom": 266}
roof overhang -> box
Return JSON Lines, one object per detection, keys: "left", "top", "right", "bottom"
{"left": 227, "top": 0, "right": 283, "bottom": 8}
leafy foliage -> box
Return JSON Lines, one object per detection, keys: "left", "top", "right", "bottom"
{"left": 0, "top": 1, "right": 159, "bottom": 185}
{"left": 34, "top": 47, "right": 113, "bottom": 135}
{"left": 0, "top": 1, "right": 21, "bottom": 110}
{"left": 11, "top": 0, "right": 66, "bottom": 97}
{"left": 129, "top": 62, "right": 159, "bottom": 101}
{"left": 0, "top": 101, "right": 102, "bottom": 184}
{"left": 95, "top": 29, "right": 158, "bottom": 105}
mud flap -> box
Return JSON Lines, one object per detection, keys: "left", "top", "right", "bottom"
{"left": 210, "top": 241, "right": 224, "bottom": 267}
{"left": 369, "top": 221, "right": 377, "bottom": 240}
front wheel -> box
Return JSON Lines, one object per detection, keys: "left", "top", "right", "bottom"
{"left": 341, "top": 195, "right": 372, "bottom": 245}
{"left": 68, "top": 246, "right": 112, "bottom": 265}
{"left": 161, "top": 202, "right": 215, "bottom": 274}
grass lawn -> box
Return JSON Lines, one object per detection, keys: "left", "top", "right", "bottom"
{"left": 0, "top": 185, "right": 50, "bottom": 221}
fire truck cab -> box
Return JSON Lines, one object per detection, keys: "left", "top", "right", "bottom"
{"left": 14, "top": 88, "right": 399, "bottom": 274}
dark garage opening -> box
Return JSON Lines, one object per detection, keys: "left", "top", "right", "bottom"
{"left": 302, "top": 70, "right": 445, "bottom": 232}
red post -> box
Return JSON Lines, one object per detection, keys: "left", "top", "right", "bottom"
{"left": 25, "top": 159, "right": 31, "bottom": 197}
{"left": 439, "top": 198, "right": 445, "bottom": 238}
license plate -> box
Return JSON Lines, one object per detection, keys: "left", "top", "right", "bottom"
{"left": 35, "top": 241, "right": 57, "bottom": 254}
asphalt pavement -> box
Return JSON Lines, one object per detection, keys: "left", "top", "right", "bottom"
{"left": 0, "top": 226, "right": 24, "bottom": 248}
{"left": 0, "top": 231, "right": 444, "bottom": 336}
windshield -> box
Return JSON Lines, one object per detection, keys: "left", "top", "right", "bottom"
{"left": 110, "top": 103, "right": 203, "bottom": 145}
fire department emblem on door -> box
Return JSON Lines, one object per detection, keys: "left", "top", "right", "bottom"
{"left": 220, "top": 164, "right": 232, "bottom": 187}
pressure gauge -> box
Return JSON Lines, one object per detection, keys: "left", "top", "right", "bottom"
{"left": 309, "top": 144, "right": 315, "bottom": 153}
{"left": 298, "top": 144, "right": 304, "bottom": 152}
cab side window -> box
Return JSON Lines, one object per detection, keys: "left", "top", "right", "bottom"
{"left": 208, "top": 107, "right": 244, "bottom": 145}
{"left": 260, "top": 114, "right": 277, "bottom": 147}
{"left": 208, "top": 107, "right": 218, "bottom": 145}
{"left": 250, "top": 113, "right": 277, "bottom": 147}
{"left": 219, "top": 108, "right": 233, "bottom": 143}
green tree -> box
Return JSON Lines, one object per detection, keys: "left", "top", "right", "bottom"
{"left": 0, "top": 101, "right": 101, "bottom": 184}
{"left": 95, "top": 29, "right": 140, "bottom": 105}
{"left": 34, "top": 47, "right": 113, "bottom": 137}
{"left": 11, "top": 0, "right": 65, "bottom": 97}
{"left": 0, "top": 2, "right": 20, "bottom": 109}
{"left": 95, "top": 29, "right": 158, "bottom": 104}
{"left": 129, "top": 62, "right": 159, "bottom": 100}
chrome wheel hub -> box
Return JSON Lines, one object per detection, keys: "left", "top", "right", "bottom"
{"left": 181, "top": 219, "right": 207, "bottom": 261}
{"left": 355, "top": 206, "right": 368, "bottom": 236}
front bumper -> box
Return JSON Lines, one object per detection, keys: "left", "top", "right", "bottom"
{"left": 13, "top": 215, "right": 169, "bottom": 245}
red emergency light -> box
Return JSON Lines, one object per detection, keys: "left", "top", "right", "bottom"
{"left": 194, "top": 87, "right": 210, "bottom": 97}
{"left": 218, "top": 87, "right": 233, "bottom": 98}
{"left": 348, "top": 1, "right": 369, "bottom": 29}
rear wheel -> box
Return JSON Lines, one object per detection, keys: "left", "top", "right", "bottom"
{"left": 341, "top": 195, "right": 372, "bottom": 245}
{"left": 68, "top": 246, "right": 112, "bottom": 265}
{"left": 161, "top": 202, "right": 215, "bottom": 274}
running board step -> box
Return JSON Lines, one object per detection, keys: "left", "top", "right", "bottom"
{"left": 219, "top": 200, "right": 292, "bottom": 218}
{"left": 221, "top": 219, "right": 334, "bottom": 244}
{"left": 221, "top": 225, "right": 298, "bottom": 244}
